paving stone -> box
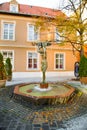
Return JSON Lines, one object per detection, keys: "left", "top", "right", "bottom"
{"left": 42, "top": 122, "right": 49, "bottom": 125}
{"left": 0, "top": 127, "right": 7, "bottom": 130}
{"left": 0, "top": 118, "right": 4, "bottom": 123}
{"left": 33, "top": 128, "right": 41, "bottom": 130}
{"left": 16, "top": 125, "right": 25, "bottom": 130}
{"left": 1, "top": 83, "right": 87, "bottom": 130}
{"left": 33, "top": 124, "right": 41, "bottom": 127}
{"left": 8, "top": 121, "right": 18, "bottom": 128}
{"left": 1, "top": 121, "right": 10, "bottom": 127}
{"left": 50, "top": 128, "right": 56, "bottom": 130}
{"left": 25, "top": 125, "right": 32, "bottom": 130}
{"left": 7, "top": 129, "right": 17, "bottom": 130}
{"left": 42, "top": 125, "right": 49, "bottom": 130}
{"left": 49, "top": 121, "right": 57, "bottom": 128}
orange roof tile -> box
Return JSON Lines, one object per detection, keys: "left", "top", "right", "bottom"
{"left": 0, "top": 2, "right": 65, "bottom": 17}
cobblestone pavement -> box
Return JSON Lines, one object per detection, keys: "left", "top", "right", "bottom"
{"left": 0, "top": 81, "right": 87, "bottom": 130}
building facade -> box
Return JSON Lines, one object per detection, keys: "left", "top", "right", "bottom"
{"left": 0, "top": 0, "right": 77, "bottom": 78}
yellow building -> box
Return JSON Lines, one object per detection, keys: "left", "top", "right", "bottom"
{"left": 0, "top": 0, "right": 77, "bottom": 78}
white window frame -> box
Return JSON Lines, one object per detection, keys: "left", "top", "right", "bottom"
{"left": 26, "top": 51, "right": 39, "bottom": 70}
{"left": 55, "top": 27, "right": 65, "bottom": 43}
{"left": 27, "top": 23, "right": 39, "bottom": 42}
{"left": 54, "top": 52, "right": 65, "bottom": 70}
{"left": 1, "top": 20, "right": 16, "bottom": 41}
{"left": 1, "top": 50, "right": 14, "bottom": 70}
{"left": 10, "top": 4, "right": 18, "bottom": 12}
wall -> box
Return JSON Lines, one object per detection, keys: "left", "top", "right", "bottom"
{"left": 0, "top": 13, "right": 77, "bottom": 77}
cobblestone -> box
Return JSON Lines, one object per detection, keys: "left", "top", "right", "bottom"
{"left": 0, "top": 80, "right": 87, "bottom": 130}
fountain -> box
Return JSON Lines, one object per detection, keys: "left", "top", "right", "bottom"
{"left": 13, "top": 42, "right": 75, "bottom": 105}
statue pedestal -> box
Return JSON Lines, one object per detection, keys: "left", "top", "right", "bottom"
{"left": 40, "top": 83, "right": 48, "bottom": 89}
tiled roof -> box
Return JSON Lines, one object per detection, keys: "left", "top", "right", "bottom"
{"left": 0, "top": 2, "right": 65, "bottom": 17}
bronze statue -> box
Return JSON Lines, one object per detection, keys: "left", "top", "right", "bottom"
{"left": 36, "top": 42, "right": 51, "bottom": 84}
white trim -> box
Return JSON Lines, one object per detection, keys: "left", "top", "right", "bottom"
{"left": 55, "top": 27, "right": 61, "bottom": 43}
{"left": 55, "top": 27, "right": 65, "bottom": 43}
{"left": 46, "top": 71, "right": 74, "bottom": 77}
{"left": 0, "top": 44, "right": 35, "bottom": 48}
{"left": 54, "top": 52, "right": 65, "bottom": 70}
{"left": 26, "top": 50, "right": 40, "bottom": 70}
{"left": 27, "top": 23, "right": 29, "bottom": 42}
{"left": 1, "top": 20, "right": 16, "bottom": 41}
{"left": 0, "top": 44, "right": 73, "bottom": 51}
{"left": 12, "top": 71, "right": 74, "bottom": 78}
{"left": 27, "top": 23, "right": 40, "bottom": 42}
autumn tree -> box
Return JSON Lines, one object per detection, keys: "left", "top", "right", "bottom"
{"left": 58, "top": 0, "right": 87, "bottom": 57}
{"left": 36, "top": 0, "right": 87, "bottom": 58}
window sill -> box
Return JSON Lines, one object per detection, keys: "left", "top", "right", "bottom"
{"left": 27, "top": 69, "right": 40, "bottom": 71}
{"left": 1, "top": 39, "right": 16, "bottom": 42}
{"left": 54, "top": 68, "right": 65, "bottom": 71}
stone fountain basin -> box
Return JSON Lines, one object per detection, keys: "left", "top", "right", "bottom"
{"left": 14, "top": 83, "right": 75, "bottom": 104}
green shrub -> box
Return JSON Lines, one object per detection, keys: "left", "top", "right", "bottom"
{"left": 5, "top": 57, "right": 12, "bottom": 77}
{"left": 0, "top": 53, "right": 6, "bottom": 80}
{"left": 79, "top": 55, "right": 87, "bottom": 77}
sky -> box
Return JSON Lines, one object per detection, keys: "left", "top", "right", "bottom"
{"left": 0, "top": 0, "right": 65, "bottom": 9}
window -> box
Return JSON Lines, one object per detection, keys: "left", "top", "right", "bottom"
{"left": 55, "top": 28, "right": 64, "bottom": 43}
{"left": 10, "top": 4, "right": 18, "bottom": 12}
{"left": 2, "top": 22, "right": 15, "bottom": 40}
{"left": 27, "top": 52, "right": 38, "bottom": 69}
{"left": 1, "top": 50, "right": 14, "bottom": 70}
{"left": 55, "top": 53, "right": 64, "bottom": 69}
{"left": 27, "top": 24, "right": 39, "bottom": 41}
